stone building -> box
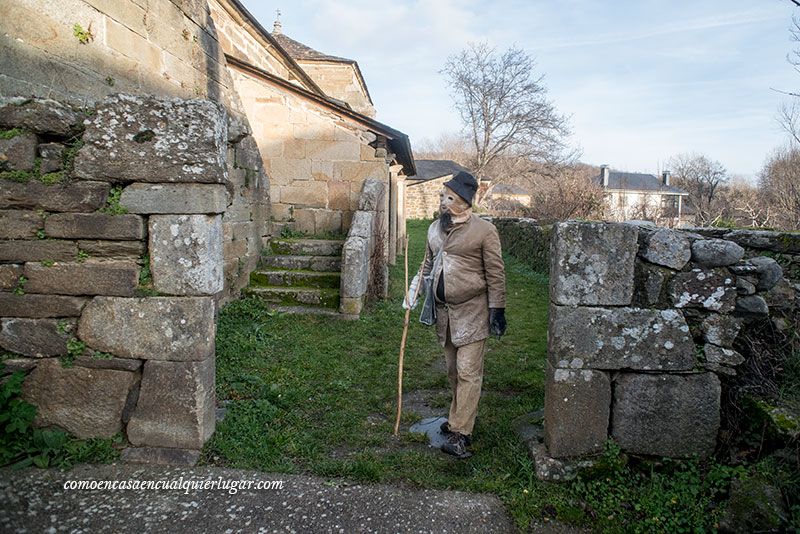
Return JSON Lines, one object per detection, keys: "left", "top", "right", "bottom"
{"left": 0, "top": 0, "right": 414, "bottom": 463}
{"left": 209, "top": 1, "right": 414, "bottom": 243}
{"left": 597, "top": 165, "right": 690, "bottom": 227}
{"left": 403, "top": 159, "right": 471, "bottom": 219}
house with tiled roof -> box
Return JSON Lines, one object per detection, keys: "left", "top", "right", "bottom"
{"left": 596, "top": 165, "right": 690, "bottom": 226}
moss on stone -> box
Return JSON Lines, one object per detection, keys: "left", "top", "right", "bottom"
{"left": 0, "top": 128, "right": 25, "bottom": 140}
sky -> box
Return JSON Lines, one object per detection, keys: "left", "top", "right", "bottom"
{"left": 241, "top": 0, "right": 799, "bottom": 179}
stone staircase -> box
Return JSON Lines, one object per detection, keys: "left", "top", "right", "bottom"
{"left": 243, "top": 238, "right": 344, "bottom": 315}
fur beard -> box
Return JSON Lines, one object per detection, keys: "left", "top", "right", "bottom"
{"left": 439, "top": 211, "right": 453, "bottom": 231}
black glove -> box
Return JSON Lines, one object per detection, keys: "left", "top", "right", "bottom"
{"left": 489, "top": 308, "right": 506, "bottom": 338}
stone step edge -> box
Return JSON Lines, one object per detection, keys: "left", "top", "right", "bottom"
{"left": 243, "top": 286, "right": 340, "bottom": 309}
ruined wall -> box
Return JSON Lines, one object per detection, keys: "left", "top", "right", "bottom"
{"left": 340, "top": 178, "right": 388, "bottom": 317}
{"left": 228, "top": 66, "right": 389, "bottom": 235}
{"left": 543, "top": 221, "right": 794, "bottom": 467}
{"left": 0, "top": 95, "right": 245, "bottom": 463}
{"left": 0, "top": 0, "right": 270, "bottom": 302}
{"left": 405, "top": 176, "right": 449, "bottom": 220}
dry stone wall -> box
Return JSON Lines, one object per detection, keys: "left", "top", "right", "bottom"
{"left": 340, "top": 178, "right": 388, "bottom": 317}
{"left": 0, "top": 94, "right": 265, "bottom": 464}
{"left": 544, "top": 221, "right": 795, "bottom": 465}
{"left": 404, "top": 176, "right": 449, "bottom": 220}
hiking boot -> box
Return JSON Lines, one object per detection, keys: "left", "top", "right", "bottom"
{"left": 440, "top": 421, "right": 472, "bottom": 445}
{"left": 441, "top": 431, "right": 473, "bottom": 459}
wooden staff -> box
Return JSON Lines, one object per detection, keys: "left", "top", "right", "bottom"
{"left": 394, "top": 237, "right": 428, "bottom": 436}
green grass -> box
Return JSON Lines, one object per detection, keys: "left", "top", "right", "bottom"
{"left": 204, "top": 219, "right": 557, "bottom": 527}
{"left": 206, "top": 219, "right": 781, "bottom": 531}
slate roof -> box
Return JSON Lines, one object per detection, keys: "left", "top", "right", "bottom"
{"left": 596, "top": 170, "right": 687, "bottom": 194}
{"left": 271, "top": 33, "right": 354, "bottom": 64}
{"left": 492, "top": 183, "right": 529, "bottom": 195}
{"left": 408, "top": 160, "right": 471, "bottom": 182}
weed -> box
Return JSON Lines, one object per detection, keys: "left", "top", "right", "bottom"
{"left": 0, "top": 370, "right": 120, "bottom": 468}
{"left": 39, "top": 171, "right": 64, "bottom": 185}
{"left": 72, "top": 23, "right": 94, "bottom": 45}
{"left": 0, "top": 170, "right": 32, "bottom": 183}
{"left": 0, "top": 128, "right": 24, "bottom": 140}
{"left": 99, "top": 186, "right": 128, "bottom": 215}
{"left": 40, "top": 260, "right": 54, "bottom": 267}
{"left": 13, "top": 276, "right": 27, "bottom": 296}
{"left": 36, "top": 229, "right": 45, "bottom": 240}
{"left": 76, "top": 249, "right": 89, "bottom": 263}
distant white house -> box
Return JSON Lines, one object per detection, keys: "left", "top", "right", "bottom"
{"left": 597, "top": 165, "right": 691, "bottom": 226}
{"left": 487, "top": 183, "right": 531, "bottom": 209}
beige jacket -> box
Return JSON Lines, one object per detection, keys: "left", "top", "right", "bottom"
{"left": 423, "top": 215, "right": 506, "bottom": 347}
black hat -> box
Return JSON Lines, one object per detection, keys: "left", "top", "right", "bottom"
{"left": 443, "top": 171, "right": 478, "bottom": 206}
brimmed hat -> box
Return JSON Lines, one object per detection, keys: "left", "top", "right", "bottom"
{"left": 443, "top": 171, "right": 478, "bottom": 206}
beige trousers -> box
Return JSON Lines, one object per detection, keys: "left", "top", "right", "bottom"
{"left": 444, "top": 329, "right": 487, "bottom": 436}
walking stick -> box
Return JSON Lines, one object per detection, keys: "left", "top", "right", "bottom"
{"left": 394, "top": 237, "right": 428, "bottom": 436}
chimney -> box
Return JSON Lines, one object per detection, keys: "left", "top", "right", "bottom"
{"left": 600, "top": 164, "right": 609, "bottom": 187}
{"left": 662, "top": 170, "right": 670, "bottom": 186}
{"left": 273, "top": 9, "right": 283, "bottom": 34}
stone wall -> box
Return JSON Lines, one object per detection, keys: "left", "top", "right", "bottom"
{"left": 544, "top": 221, "right": 794, "bottom": 464}
{"left": 0, "top": 93, "right": 264, "bottom": 464}
{"left": 405, "top": 176, "right": 449, "bottom": 220}
{"left": 228, "top": 66, "right": 390, "bottom": 236}
{"left": 339, "top": 178, "right": 388, "bottom": 318}
{"left": 298, "top": 62, "right": 376, "bottom": 118}
{"left": 492, "top": 218, "right": 552, "bottom": 274}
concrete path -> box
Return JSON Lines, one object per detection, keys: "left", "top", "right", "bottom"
{"left": 0, "top": 463, "right": 517, "bottom": 533}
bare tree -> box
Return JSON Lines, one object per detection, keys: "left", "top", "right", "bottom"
{"left": 441, "top": 42, "right": 570, "bottom": 182}
{"left": 759, "top": 145, "right": 800, "bottom": 230}
{"left": 513, "top": 160, "right": 605, "bottom": 222}
{"left": 668, "top": 153, "right": 728, "bottom": 225}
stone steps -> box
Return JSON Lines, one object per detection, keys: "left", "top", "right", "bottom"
{"left": 270, "top": 238, "right": 344, "bottom": 257}
{"left": 249, "top": 269, "right": 341, "bottom": 289}
{"left": 248, "top": 238, "right": 344, "bottom": 314}
{"left": 259, "top": 254, "right": 341, "bottom": 272}
{"left": 243, "top": 286, "right": 340, "bottom": 309}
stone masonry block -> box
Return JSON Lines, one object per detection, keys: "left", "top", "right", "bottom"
{"left": 74, "top": 94, "right": 227, "bottom": 183}
{"left": 0, "top": 294, "right": 87, "bottom": 317}
{"left": 348, "top": 211, "right": 373, "bottom": 239}
{"left": 0, "top": 180, "right": 110, "bottom": 212}
{"left": 0, "top": 210, "right": 43, "bottom": 239}
{"left": 149, "top": 215, "right": 223, "bottom": 296}
{"left": 550, "top": 222, "right": 638, "bottom": 306}
{"left": 0, "top": 318, "right": 74, "bottom": 357}
{"left": 340, "top": 236, "right": 369, "bottom": 299}
{"left": 669, "top": 267, "right": 737, "bottom": 312}
{"left": 279, "top": 182, "right": 327, "bottom": 208}
{"left": 127, "top": 357, "right": 215, "bottom": 449}
{"left": 45, "top": 213, "right": 145, "bottom": 240}
{"left": 358, "top": 178, "right": 386, "bottom": 211}
{"left": 0, "top": 133, "right": 37, "bottom": 171}
{"left": 22, "top": 359, "right": 138, "bottom": 438}
{"left": 612, "top": 373, "right": 720, "bottom": 458}
{"left": 548, "top": 306, "right": 695, "bottom": 371}
{"left": 0, "top": 264, "right": 22, "bottom": 290}
{"left": 0, "top": 239, "right": 77, "bottom": 262}
{"left": 544, "top": 365, "right": 611, "bottom": 458}
{"left": 120, "top": 183, "right": 228, "bottom": 214}
{"left": 639, "top": 228, "right": 691, "bottom": 270}
{"left": 77, "top": 297, "right": 215, "bottom": 361}
{"left": 0, "top": 97, "right": 79, "bottom": 135}
{"left": 24, "top": 261, "right": 139, "bottom": 296}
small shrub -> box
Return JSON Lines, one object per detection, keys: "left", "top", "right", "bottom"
{"left": 99, "top": 186, "right": 128, "bottom": 215}
{"left": 72, "top": 23, "right": 94, "bottom": 44}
